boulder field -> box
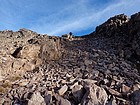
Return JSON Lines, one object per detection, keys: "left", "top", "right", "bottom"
{"left": 0, "top": 12, "right": 140, "bottom": 105}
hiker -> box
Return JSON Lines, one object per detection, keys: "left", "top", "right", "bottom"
{"left": 62, "top": 32, "right": 73, "bottom": 40}
{"left": 68, "top": 32, "right": 73, "bottom": 39}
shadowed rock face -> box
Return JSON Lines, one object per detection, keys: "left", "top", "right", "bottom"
{"left": 0, "top": 13, "right": 140, "bottom": 105}
{"left": 129, "top": 13, "right": 140, "bottom": 58}
{"left": 95, "top": 14, "right": 129, "bottom": 37}
{"left": 89, "top": 12, "right": 140, "bottom": 63}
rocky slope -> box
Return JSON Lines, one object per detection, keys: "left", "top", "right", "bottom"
{"left": 0, "top": 12, "right": 140, "bottom": 105}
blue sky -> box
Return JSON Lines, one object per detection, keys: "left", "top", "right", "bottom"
{"left": 0, "top": 0, "right": 140, "bottom": 36}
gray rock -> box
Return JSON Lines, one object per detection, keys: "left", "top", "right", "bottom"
{"left": 0, "top": 75, "right": 4, "bottom": 81}
{"left": 84, "top": 59, "right": 92, "bottom": 66}
{"left": 55, "top": 94, "right": 71, "bottom": 105}
{"left": 92, "top": 70, "right": 99, "bottom": 78}
{"left": 132, "top": 84, "right": 140, "bottom": 91}
{"left": 81, "top": 79, "right": 108, "bottom": 105}
{"left": 44, "top": 91, "right": 52, "bottom": 105}
{"left": 121, "top": 84, "right": 131, "bottom": 93}
{"left": 19, "top": 80, "right": 29, "bottom": 87}
{"left": 130, "top": 90, "right": 140, "bottom": 105}
{"left": 107, "top": 97, "right": 117, "bottom": 105}
{"left": 0, "top": 98, "right": 5, "bottom": 105}
{"left": 107, "top": 88, "right": 122, "bottom": 97}
{"left": 28, "top": 92, "right": 46, "bottom": 105}
{"left": 72, "top": 85, "right": 85, "bottom": 102}
{"left": 104, "top": 79, "right": 109, "bottom": 84}
{"left": 69, "top": 82, "right": 79, "bottom": 89}
{"left": 58, "top": 84, "right": 68, "bottom": 96}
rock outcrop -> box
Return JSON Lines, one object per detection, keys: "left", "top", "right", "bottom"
{"left": 89, "top": 12, "right": 140, "bottom": 64}
{"left": 0, "top": 29, "right": 61, "bottom": 80}
{"left": 95, "top": 14, "right": 129, "bottom": 37}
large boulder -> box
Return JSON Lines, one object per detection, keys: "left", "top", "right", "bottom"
{"left": 81, "top": 79, "right": 108, "bottom": 105}
{"left": 39, "top": 37, "right": 61, "bottom": 61}
{"left": 28, "top": 92, "right": 46, "bottom": 105}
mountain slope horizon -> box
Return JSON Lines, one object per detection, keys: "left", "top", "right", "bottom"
{"left": 0, "top": 11, "right": 140, "bottom": 105}
{"left": 0, "top": 11, "right": 139, "bottom": 37}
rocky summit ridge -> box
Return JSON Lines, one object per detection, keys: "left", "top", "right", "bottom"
{"left": 0, "top": 12, "right": 140, "bottom": 105}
